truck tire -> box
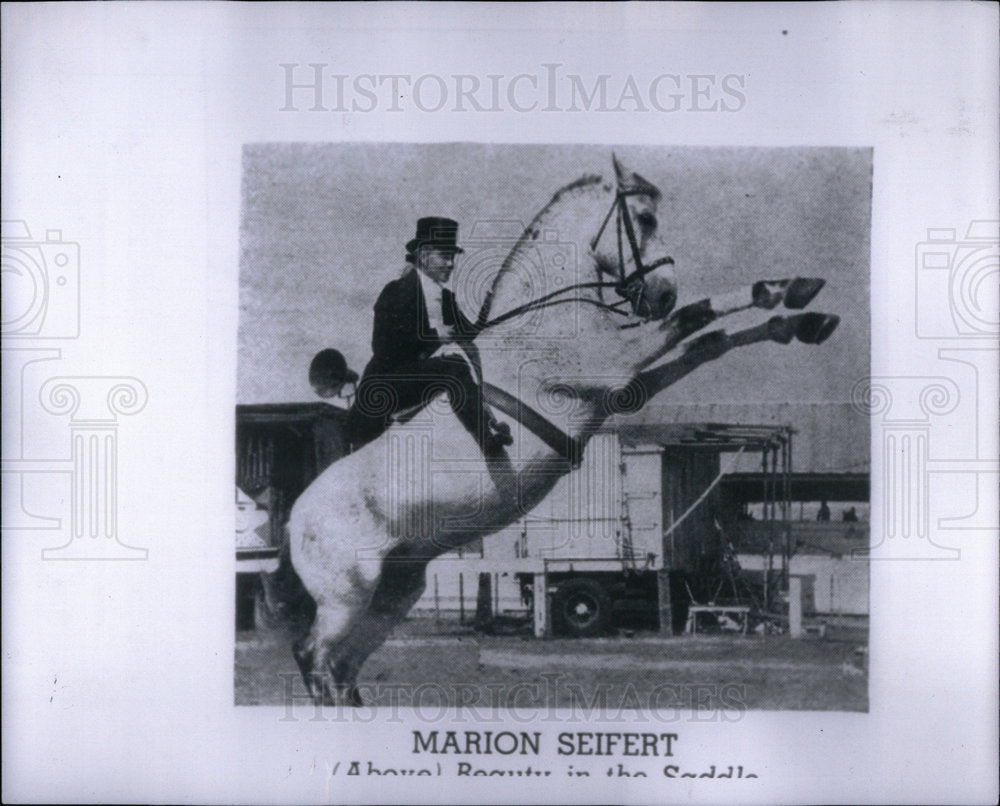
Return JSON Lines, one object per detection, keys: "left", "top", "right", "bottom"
{"left": 554, "top": 578, "right": 612, "bottom": 637}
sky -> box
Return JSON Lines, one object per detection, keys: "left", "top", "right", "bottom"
{"left": 238, "top": 143, "right": 872, "bottom": 470}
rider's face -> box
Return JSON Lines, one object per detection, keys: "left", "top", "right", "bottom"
{"left": 417, "top": 246, "right": 457, "bottom": 284}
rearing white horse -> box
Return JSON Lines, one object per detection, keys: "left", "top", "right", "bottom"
{"left": 286, "top": 155, "right": 838, "bottom": 705}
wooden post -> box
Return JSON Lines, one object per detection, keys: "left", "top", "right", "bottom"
{"left": 235, "top": 574, "right": 257, "bottom": 632}
{"left": 533, "top": 571, "right": 548, "bottom": 638}
{"left": 458, "top": 573, "right": 465, "bottom": 624}
{"left": 789, "top": 576, "right": 803, "bottom": 638}
{"left": 475, "top": 572, "right": 492, "bottom": 629}
{"left": 765, "top": 548, "right": 774, "bottom": 612}
{"left": 657, "top": 569, "right": 674, "bottom": 636}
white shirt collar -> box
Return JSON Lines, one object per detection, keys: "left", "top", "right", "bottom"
{"left": 415, "top": 267, "right": 452, "bottom": 337}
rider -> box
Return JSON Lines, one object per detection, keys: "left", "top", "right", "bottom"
{"left": 347, "top": 217, "right": 513, "bottom": 456}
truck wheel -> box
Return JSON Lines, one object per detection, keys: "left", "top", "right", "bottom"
{"left": 554, "top": 578, "right": 612, "bottom": 637}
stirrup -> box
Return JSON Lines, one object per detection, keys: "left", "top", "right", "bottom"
{"left": 482, "top": 418, "right": 514, "bottom": 456}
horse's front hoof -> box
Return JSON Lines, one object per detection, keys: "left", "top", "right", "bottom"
{"left": 752, "top": 280, "right": 785, "bottom": 309}
{"left": 784, "top": 277, "right": 825, "bottom": 310}
{"left": 795, "top": 312, "right": 840, "bottom": 344}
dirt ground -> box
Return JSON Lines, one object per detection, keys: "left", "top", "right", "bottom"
{"left": 235, "top": 617, "right": 867, "bottom": 712}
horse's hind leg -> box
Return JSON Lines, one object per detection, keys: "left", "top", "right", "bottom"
{"left": 293, "top": 601, "right": 368, "bottom": 705}
{"left": 325, "top": 558, "right": 429, "bottom": 707}
{"left": 292, "top": 632, "right": 319, "bottom": 698}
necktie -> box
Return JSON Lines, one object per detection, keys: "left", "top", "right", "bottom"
{"left": 442, "top": 288, "right": 457, "bottom": 328}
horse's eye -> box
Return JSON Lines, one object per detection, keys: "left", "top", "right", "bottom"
{"left": 636, "top": 211, "right": 657, "bottom": 235}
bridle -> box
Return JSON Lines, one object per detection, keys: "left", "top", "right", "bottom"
{"left": 465, "top": 185, "right": 672, "bottom": 467}
{"left": 590, "top": 186, "right": 675, "bottom": 304}
{"left": 474, "top": 186, "right": 674, "bottom": 332}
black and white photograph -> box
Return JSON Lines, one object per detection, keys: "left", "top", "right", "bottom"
{"left": 3, "top": 3, "right": 997, "bottom": 804}
{"left": 235, "top": 143, "right": 872, "bottom": 713}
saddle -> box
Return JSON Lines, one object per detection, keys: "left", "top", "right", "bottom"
{"left": 386, "top": 394, "right": 513, "bottom": 454}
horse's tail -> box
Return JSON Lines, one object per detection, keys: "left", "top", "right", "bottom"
{"left": 258, "top": 524, "right": 316, "bottom": 634}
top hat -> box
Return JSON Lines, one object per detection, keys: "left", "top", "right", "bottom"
{"left": 405, "top": 217, "right": 464, "bottom": 256}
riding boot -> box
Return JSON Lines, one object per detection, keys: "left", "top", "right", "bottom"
{"left": 483, "top": 415, "right": 513, "bottom": 455}
{"left": 444, "top": 366, "right": 512, "bottom": 457}
{"left": 445, "top": 342, "right": 512, "bottom": 456}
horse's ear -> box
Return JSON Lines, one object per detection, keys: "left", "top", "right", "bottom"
{"left": 612, "top": 152, "right": 628, "bottom": 184}
{"left": 612, "top": 153, "right": 661, "bottom": 202}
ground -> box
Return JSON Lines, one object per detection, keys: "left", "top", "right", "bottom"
{"left": 235, "top": 617, "right": 868, "bottom": 712}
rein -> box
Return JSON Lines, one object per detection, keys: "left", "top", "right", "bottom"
{"left": 482, "top": 383, "right": 584, "bottom": 468}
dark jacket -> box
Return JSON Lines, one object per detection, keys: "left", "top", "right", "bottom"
{"left": 362, "top": 267, "right": 477, "bottom": 376}
{"left": 347, "top": 267, "right": 485, "bottom": 449}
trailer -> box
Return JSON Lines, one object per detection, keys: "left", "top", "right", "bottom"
{"left": 418, "top": 423, "right": 801, "bottom": 638}
{"left": 417, "top": 431, "right": 668, "bottom": 637}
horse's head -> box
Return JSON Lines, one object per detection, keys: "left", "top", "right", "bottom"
{"left": 467, "top": 155, "right": 690, "bottom": 432}
{"left": 592, "top": 154, "right": 677, "bottom": 321}
{"left": 480, "top": 154, "right": 677, "bottom": 339}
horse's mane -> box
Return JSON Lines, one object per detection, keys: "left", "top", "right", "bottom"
{"left": 547, "top": 173, "right": 604, "bottom": 208}
{"left": 476, "top": 174, "right": 604, "bottom": 325}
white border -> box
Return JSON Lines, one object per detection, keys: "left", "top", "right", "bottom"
{"left": 3, "top": 3, "right": 997, "bottom": 804}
